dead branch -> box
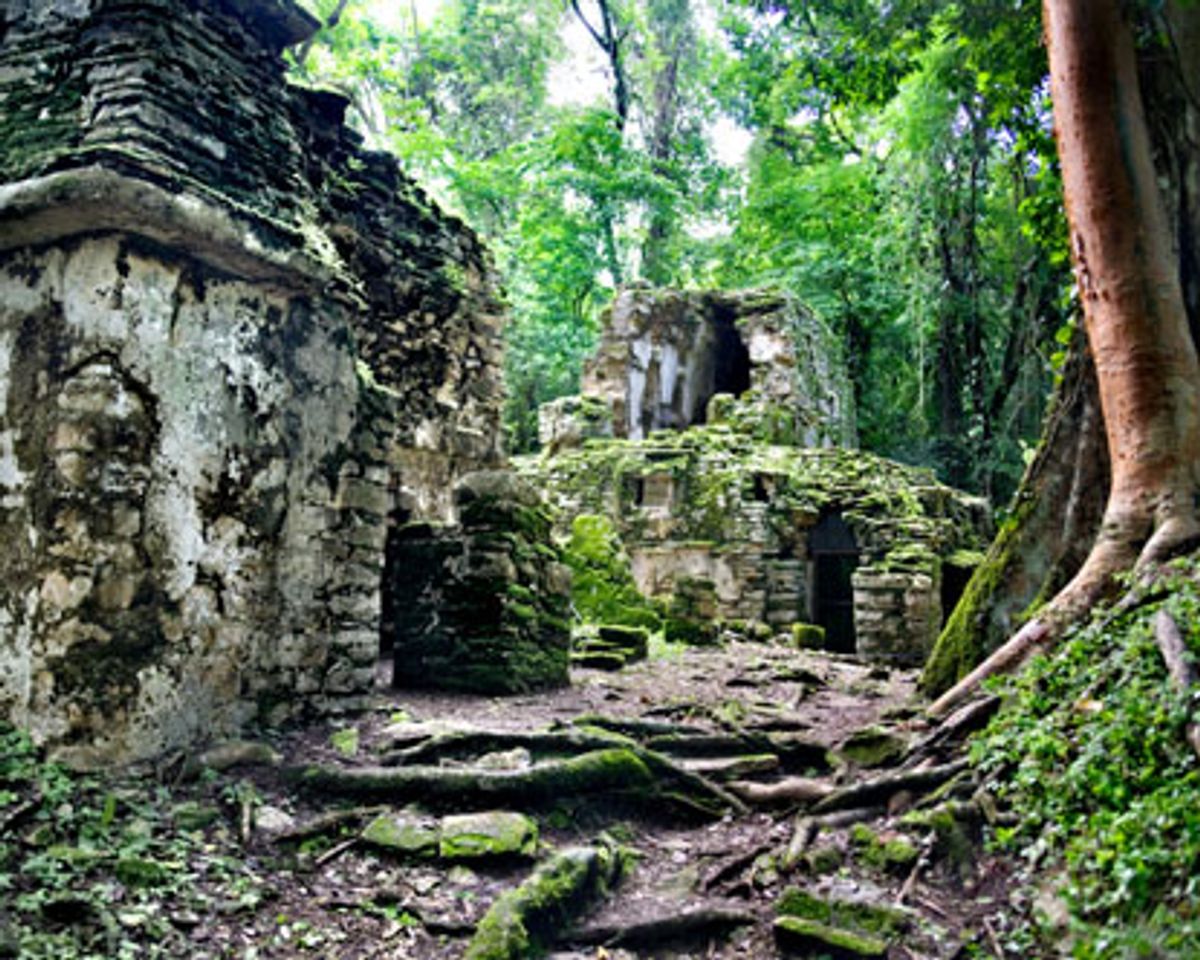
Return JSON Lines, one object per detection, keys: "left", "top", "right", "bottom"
{"left": 271, "top": 805, "right": 388, "bottom": 843}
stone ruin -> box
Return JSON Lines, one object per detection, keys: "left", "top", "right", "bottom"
{"left": 525, "top": 289, "right": 991, "bottom": 664}
{"left": 0, "top": 0, "right": 570, "bottom": 766}
{"left": 539, "top": 287, "right": 857, "bottom": 451}
{"left": 0, "top": 0, "right": 988, "bottom": 767}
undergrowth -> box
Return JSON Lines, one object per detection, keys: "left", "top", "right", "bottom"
{"left": 0, "top": 730, "right": 272, "bottom": 958}
{"left": 972, "top": 558, "right": 1200, "bottom": 958}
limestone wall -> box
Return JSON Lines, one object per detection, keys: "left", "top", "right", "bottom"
{"left": 0, "top": 0, "right": 506, "bottom": 764}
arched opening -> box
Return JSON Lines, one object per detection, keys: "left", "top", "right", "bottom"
{"left": 808, "top": 513, "right": 859, "bottom": 653}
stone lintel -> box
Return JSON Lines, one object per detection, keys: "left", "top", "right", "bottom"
{"left": 0, "top": 167, "right": 336, "bottom": 288}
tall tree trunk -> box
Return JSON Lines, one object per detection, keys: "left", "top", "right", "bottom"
{"left": 929, "top": 0, "right": 1200, "bottom": 717}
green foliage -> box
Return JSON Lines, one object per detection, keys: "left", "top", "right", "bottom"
{"left": 562, "top": 514, "right": 661, "bottom": 631}
{"left": 971, "top": 560, "right": 1200, "bottom": 956}
{"left": 715, "top": 0, "right": 1068, "bottom": 499}
{"left": 0, "top": 727, "right": 278, "bottom": 958}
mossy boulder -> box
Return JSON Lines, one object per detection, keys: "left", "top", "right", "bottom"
{"left": 776, "top": 887, "right": 909, "bottom": 937}
{"left": 791, "top": 623, "right": 826, "bottom": 650}
{"left": 361, "top": 812, "right": 440, "bottom": 857}
{"left": 439, "top": 812, "right": 538, "bottom": 861}
{"left": 837, "top": 726, "right": 907, "bottom": 768}
{"left": 850, "top": 823, "right": 919, "bottom": 873}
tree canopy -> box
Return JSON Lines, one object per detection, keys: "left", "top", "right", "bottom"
{"left": 292, "top": 0, "right": 1072, "bottom": 500}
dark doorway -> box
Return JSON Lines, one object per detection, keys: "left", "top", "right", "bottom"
{"left": 711, "top": 313, "right": 752, "bottom": 399}
{"left": 808, "top": 513, "right": 859, "bottom": 653}
{"left": 940, "top": 561, "right": 976, "bottom": 627}
{"left": 691, "top": 311, "right": 751, "bottom": 426}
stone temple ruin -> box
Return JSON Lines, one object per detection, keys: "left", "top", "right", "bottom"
{"left": 0, "top": 0, "right": 576, "bottom": 765}
{"left": 539, "top": 287, "right": 856, "bottom": 450}
{"left": 523, "top": 288, "right": 991, "bottom": 663}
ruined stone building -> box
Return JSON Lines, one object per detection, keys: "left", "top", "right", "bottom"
{"left": 524, "top": 289, "right": 991, "bottom": 663}
{"left": 0, "top": 0, "right": 526, "bottom": 765}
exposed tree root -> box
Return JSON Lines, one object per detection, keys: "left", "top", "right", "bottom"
{"left": 809, "top": 762, "right": 969, "bottom": 815}
{"left": 565, "top": 905, "right": 757, "bottom": 949}
{"left": 464, "top": 842, "right": 624, "bottom": 960}
{"left": 295, "top": 746, "right": 743, "bottom": 819}
{"left": 1153, "top": 609, "right": 1200, "bottom": 759}
{"left": 726, "top": 776, "right": 831, "bottom": 807}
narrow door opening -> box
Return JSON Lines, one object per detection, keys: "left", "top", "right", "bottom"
{"left": 808, "top": 513, "right": 859, "bottom": 653}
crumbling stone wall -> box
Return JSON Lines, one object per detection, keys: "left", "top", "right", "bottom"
{"left": 386, "top": 472, "right": 572, "bottom": 695}
{"left": 521, "top": 432, "right": 991, "bottom": 665}
{"left": 540, "top": 287, "right": 856, "bottom": 451}
{"left": 0, "top": 0, "right": 505, "bottom": 764}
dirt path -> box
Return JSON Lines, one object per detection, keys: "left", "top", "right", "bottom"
{"left": 165, "top": 640, "right": 1017, "bottom": 959}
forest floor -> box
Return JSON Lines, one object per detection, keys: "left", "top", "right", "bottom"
{"left": 2, "top": 638, "right": 1029, "bottom": 959}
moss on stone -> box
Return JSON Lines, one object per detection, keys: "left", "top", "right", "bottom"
{"left": 361, "top": 812, "right": 440, "bottom": 857}
{"left": 438, "top": 812, "right": 538, "bottom": 861}
{"left": 792, "top": 623, "right": 826, "bottom": 650}
{"left": 776, "top": 887, "right": 909, "bottom": 936}
{"left": 773, "top": 916, "right": 888, "bottom": 957}
{"left": 837, "top": 726, "right": 907, "bottom": 768}
{"left": 849, "top": 823, "right": 919, "bottom": 873}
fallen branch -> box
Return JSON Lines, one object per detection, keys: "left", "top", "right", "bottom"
{"left": 465, "top": 843, "right": 624, "bottom": 960}
{"left": 809, "top": 761, "right": 969, "bottom": 815}
{"left": 315, "top": 836, "right": 358, "bottom": 868}
{"left": 1154, "top": 610, "right": 1200, "bottom": 759}
{"left": 565, "top": 905, "right": 757, "bottom": 949}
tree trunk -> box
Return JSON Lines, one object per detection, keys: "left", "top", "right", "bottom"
{"left": 929, "top": 0, "right": 1200, "bottom": 717}
{"left": 921, "top": 340, "right": 1107, "bottom": 696}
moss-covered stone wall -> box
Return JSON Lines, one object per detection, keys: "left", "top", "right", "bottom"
{"left": 540, "top": 287, "right": 856, "bottom": 452}
{"left": 385, "top": 473, "right": 572, "bottom": 695}
{"left": 520, "top": 427, "right": 991, "bottom": 663}
{"left": 0, "top": 0, "right": 506, "bottom": 764}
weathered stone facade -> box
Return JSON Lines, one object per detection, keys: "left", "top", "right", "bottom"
{"left": 0, "top": 0, "right": 506, "bottom": 764}
{"left": 522, "top": 432, "right": 990, "bottom": 664}
{"left": 525, "top": 287, "right": 990, "bottom": 664}
{"left": 539, "top": 287, "right": 856, "bottom": 452}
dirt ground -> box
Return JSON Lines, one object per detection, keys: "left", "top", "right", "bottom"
{"left": 157, "top": 639, "right": 1023, "bottom": 959}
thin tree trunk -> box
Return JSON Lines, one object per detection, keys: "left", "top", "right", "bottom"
{"left": 930, "top": 0, "right": 1200, "bottom": 717}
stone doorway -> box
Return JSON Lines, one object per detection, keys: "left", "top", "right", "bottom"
{"left": 808, "top": 513, "right": 859, "bottom": 653}
{"left": 700, "top": 308, "right": 752, "bottom": 421}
